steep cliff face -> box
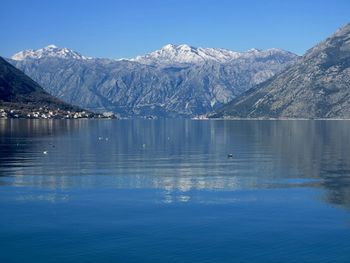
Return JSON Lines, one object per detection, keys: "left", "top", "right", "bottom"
{"left": 214, "top": 24, "right": 350, "bottom": 119}
{"left": 10, "top": 45, "right": 297, "bottom": 117}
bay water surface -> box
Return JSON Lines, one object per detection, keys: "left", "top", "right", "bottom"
{"left": 0, "top": 119, "right": 350, "bottom": 263}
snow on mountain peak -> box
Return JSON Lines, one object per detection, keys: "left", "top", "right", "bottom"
{"left": 11, "top": 45, "right": 90, "bottom": 61}
{"left": 46, "top": 44, "right": 58, "bottom": 49}
{"left": 131, "top": 44, "right": 236, "bottom": 65}
{"left": 130, "top": 44, "right": 296, "bottom": 66}
{"left": 247, "top": 48, "right": 262, "bottom": 53}
{"left": 11, "top": 44, "right": 297, "bottom": 65}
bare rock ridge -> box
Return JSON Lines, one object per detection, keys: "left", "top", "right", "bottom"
{"left": 9, "top": 44, "right": 298, "bottom": 117}
{"left": 213, "top": 23, "right": 350, "bottom": 119}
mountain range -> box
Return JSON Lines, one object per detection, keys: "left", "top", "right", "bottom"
{"left": 213, "top": 23, "right": 350, "bottom": 119}
{"left": 9, "top": 44, "right": 298, "bottom": 117}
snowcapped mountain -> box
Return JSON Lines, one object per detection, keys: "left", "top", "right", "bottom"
{"left": 9, "top": 44, "right": 298, "bottom": 117}
{"left": 11, "top": 45, "right": 90, "bottom": 61}
{"left": 130, "top": 44, "right": 296, "bottom": 66}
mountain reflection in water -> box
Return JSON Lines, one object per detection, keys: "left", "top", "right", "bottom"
{"left": 1, "top": 119, "right": 350, "bottom": 208}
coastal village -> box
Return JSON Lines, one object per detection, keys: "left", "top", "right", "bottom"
{"left": 0, "top": 107, "right": 115, "bottom": 119}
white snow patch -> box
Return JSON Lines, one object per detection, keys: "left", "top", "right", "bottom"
{"left": 11, "top": 45, "right": 89, "bottom": 61}
{"left": 128, "top": 44, "right": 293, "bottom": 66}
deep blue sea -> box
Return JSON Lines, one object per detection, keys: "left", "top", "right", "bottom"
{"left": 0, "top": 119, "right": 350, "bottom": 263}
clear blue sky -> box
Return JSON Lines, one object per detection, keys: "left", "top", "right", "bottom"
{"left": 1, "top": 0, "right": 349, "bottom": 58}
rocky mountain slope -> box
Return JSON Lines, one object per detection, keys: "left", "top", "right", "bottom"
{"left": 0, "top": 56, "right": 76, "bottom": 109}
{"left": 213, "top": 23, "right": 350, "bottom": 119}
{"left": 0, "top": 56, "right": 94, "bottom": 118}
{"left": 10, "top": 44, "right": 298, "bottom": 117}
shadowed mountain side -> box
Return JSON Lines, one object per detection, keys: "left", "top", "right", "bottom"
{"left": 0, "top": 57, "right": 107, "bottom": 118}
{"left": 0, "top": 57, "right": 81, "bottom": 112}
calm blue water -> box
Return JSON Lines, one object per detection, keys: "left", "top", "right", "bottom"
{"left": 0, "top": 119, "right": 350, "bottom": 263}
